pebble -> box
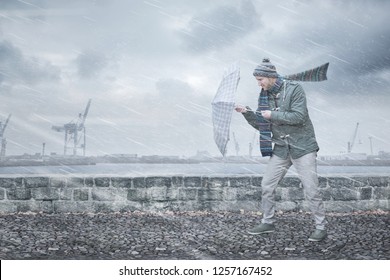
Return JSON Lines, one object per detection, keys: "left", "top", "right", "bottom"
{"left": 0, "top": 211, "right": 388, "bottom": 260}
{"left": 285, "top": 247, "right": 296, "bottom": 251}
{"left": 155, "top": 247, "right": 166, "bottom": 251}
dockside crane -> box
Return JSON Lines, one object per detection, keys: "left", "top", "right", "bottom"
{"left": 347, "top": 122, "right": 360, "bottom": 153}
{"left": 0, "top": 114, "right": 11, "bottom": 160}
{"left": 249, "top": 132, "right": 257, "bottom": 158}
{"left": 232, "top": 132, "right": 240, "bottom": 156}
{"left": 52, "top": 99, "right": 92, "bottom": 156}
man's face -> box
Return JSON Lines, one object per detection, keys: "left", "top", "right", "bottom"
{"left": 255, "top": 76, "right": 276, "bottom": 90}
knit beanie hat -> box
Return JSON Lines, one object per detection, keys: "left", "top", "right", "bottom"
{"left": 253, "top": 58, "right": 278, "bottom": 78}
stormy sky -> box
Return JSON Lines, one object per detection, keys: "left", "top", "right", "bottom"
{"left": 0, "top": 0, "right": 389, "bottom": 157}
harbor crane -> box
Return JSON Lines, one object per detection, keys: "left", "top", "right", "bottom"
{"left": 249, "top": 132, "right": 257, "bottom": 158}
{"left": 0, "top": 114, "right": 11, "bottom": 160}
{"left": 52, "top": 99, "right": 91, "bottom": 156}
{"left": 232, "top": 132, "right": 240, "bottom": 156}
{"left": 347, "top": 122, "right": 360, "bottom": 153}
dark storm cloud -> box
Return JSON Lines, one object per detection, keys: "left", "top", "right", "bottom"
{"left": 340, "top": 30, "right": 390, "bottom": 76}
{"left": 0, "top": 40, "right": 60, "bottom": 86}
{"left": 337, "top": 0, "right": 390, "bottom": 73}
{"left": 179, "top": 0, "right": 260, "bottom": 53}
{"left": 75, "top": 50, "right": 108, "bottom": 79}
{"left": 327, "top": 18, "right": 390, "bottom": 94}
{"left": 330, "top": 2, "right": 389, "bottom": 76}
{"left": 256, "top": 0, "right": 390, "bottom": 95}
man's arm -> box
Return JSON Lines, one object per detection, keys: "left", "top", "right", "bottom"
{"left": 235, "top": 105, "right": 258, "bottom": 130}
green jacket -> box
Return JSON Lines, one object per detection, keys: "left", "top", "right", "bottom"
{"left": 243, "top": 81, "right": 319, "bottom": 159}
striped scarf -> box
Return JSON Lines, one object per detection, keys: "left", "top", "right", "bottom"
{"left": 256, "top": 77, "right": 283, "bottom": 157}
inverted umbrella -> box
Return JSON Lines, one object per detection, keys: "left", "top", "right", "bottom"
{"left": 211, "top": 62, "right": 240, "bottom": 157}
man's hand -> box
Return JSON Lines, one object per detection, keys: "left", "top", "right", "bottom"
{"left": 235, "top": 105, "right": 248, "bottom": 113}
{"left": 261, "top": 110, "right": 272, "bottom": 119}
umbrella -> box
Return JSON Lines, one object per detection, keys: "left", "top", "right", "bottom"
{"left": 211, "top": 62, "right": 240, "bottom": 157}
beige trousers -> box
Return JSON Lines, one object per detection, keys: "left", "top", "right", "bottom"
{"left": 261, "top": 152, "right": 327, "bottom": 230}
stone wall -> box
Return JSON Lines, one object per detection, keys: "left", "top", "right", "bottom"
{"left": 0, "top": 176, "right": 389, "bottom": 213}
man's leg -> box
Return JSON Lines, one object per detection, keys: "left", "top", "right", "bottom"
{"left": 261, "top": 155, "right": 292, "bottom": 225}
{"left": 292, "top": 152, "right": 327, "bottom": 230}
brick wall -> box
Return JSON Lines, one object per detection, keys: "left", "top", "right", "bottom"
{"left": 0, "top": 176, "right": 389, "bottom": 213}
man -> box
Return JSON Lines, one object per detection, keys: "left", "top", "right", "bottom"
{"left": 235, "top": 58, "right": 327, "bottom": 242}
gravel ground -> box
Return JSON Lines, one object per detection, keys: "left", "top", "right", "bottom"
{"left": 0, "top": 210, "right": 389, "bottom": 260}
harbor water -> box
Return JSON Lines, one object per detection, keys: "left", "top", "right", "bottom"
{"left": 0, "top": 162, "right": 389, "bottom": 177}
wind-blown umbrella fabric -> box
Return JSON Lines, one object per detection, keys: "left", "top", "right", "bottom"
{"left": 212, "top": 62, "right": 240, "bottom": 156}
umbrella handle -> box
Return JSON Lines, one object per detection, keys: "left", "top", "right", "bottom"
{"left": 245, "top": 108, "right": 279, "bottom": 114}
